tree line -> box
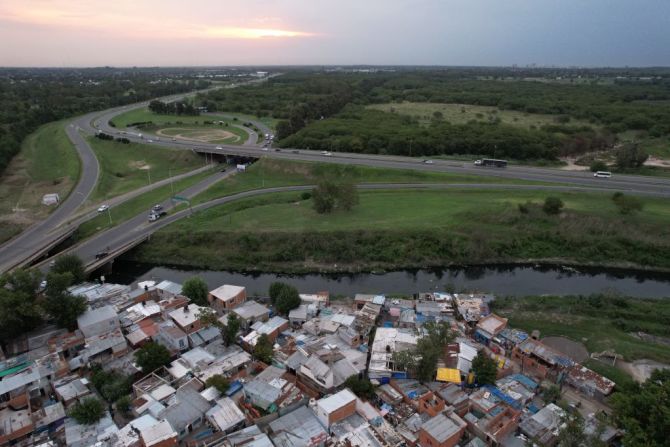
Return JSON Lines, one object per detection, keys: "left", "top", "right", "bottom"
{"left": 0, "top": 68, "right": 209, "bottom": 175}
{"left": 148, "top": 99, "right": 199, "bottom": 116}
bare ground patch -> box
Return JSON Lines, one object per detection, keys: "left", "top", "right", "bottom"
{"left": 156, "top": 127, "right": 241, "bottom": 144}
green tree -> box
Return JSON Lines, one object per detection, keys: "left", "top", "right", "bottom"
{"left": 115, "top": 395, "right": 132, "bottom": 418}
{"left": 612, "top": 192, "right": 644, "bottom": 215}
{"left": 611, "top": 369, "right": 670, "bottom": 446}
{"left": 0, "top": 288, "right": 43, "bottom": 344}
{"left": 411, "top": 321, "right": 453, "bottom": 382}
{"left": 2, "top": 268, "right": 41, "bottom": 296}
{"left": 589, "top": 160, "right": 608, "bottom": 172}
{"left": 44, "top": 271, "right": 86, "bottom": 331}
{"left": 134, "top": 342, "right": 171, "bottom": 373}
{"left": 391, "top": 350, "right": 417, "bottom": 375}
{"left": 224, "top": 313, "right": 241, "bottom": 346}
{"left": 312, "top": 180, "right": 337, "bottom": 214}
{"left": 615, "top": 143, "right": 648, "bottom": 169}
{"left": 269, "top": 282, "right": 287, "bottom": 305}
{"left": 182, "top": 276, "right": 209, "bottom": 306}
{"left": 69, "top": 398, "right": 105, "bottom": 425}
{"left": 254, "top": 334, "right": 274, "bottom": 364}
{"left": 543, "top": 196, "right": 564, "bottom": 215}
{"left": 91, "top": 366, "right": 131, "bottom": 403}
{"left": 344, "top": 376, "right": 375, "bottom": 400}
{"left": 338, "top": 182, "right": 359, "bottom": 211}
{"left": 471, "top": 352, "right": 498, "bottom": 385}
{"left": 52, "top": 254, "right": 86, "bottom": 284}
{"left": 274, "top": 284, "right": 301, "bottom": 315}
{"left": 205, "top": 374, "right": 230, "bottom": 394}
{"left": 542, "top": 385, "right": 561, "bottom": 403}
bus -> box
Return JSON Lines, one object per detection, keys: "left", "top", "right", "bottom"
{"left": 474, "top": 158, "right": 508, "bottom": 168}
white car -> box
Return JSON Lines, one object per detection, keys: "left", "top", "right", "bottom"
{"left": 321, "top": 151, "right": 332, "bottom": 156}
{"left": 423, "top": 160, "right": 434, "bottom": 164}
{"left": 216, "top": 146, "right": 223, "bottom": 150}
{"left": 147, "top": 139, "right": 153, "bottom": 143}
{"left": 474, "top": 159, "right": 483, "bottom": 166}
{"left": 593, "top": 171, "right": 612, "bottom": 178}
{"left": 97, "top": 204, "right": 109, "bottom": 213}
{"left": 262, "top": 147, "right": 269, "bottom": 151}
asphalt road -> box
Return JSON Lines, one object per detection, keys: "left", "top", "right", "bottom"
{"left": 95, "top": 106, "right": 670, "bottom": 198}
{"left": 42, "top": 181, "right": 651, "bottom": 273}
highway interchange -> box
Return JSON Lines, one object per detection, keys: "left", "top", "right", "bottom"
{"left": 2, "top": 83, "right": 670, "bottom": 275}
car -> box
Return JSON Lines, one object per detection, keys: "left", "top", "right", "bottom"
{"left": 147, "top": 139, "right": 153, "bottom": 143}
{"left": 216, "top": 146, "right": 223, "bottom": 150}
{"left": 172, "top": 137, "right": 176, "bottom": 141}
{"left": 292, "top": 150, "right": 299, "bottom": 154}
{"left": 39, "top": 280, "right": 47, "bottom": 290}
{"left": 321, "top": 151, "right": 332, "bottom": 156}
{"left": 474, "top": 159, "right": 483, "bottom": 166}
{"left": 262, "top": 147, "right": 269, "bottom": 151}
{"left": 148, "top": 211, "right": 167, "bottom": 222}
{"left": 95, "top": 251, "right": 109, "bottom": 260}
{"left": 423, "top": 160, "right": 434, "bottom": 164}
{"left": 593, "top": 171, "right": 612, "bottom": 178}
{"left": 97, "top": 204, "right": 109, "bottom": 213}
{"left": 152, "top": 204, "right": 164, "bottom": 212}
{"left": 275, "top": 148, "right": 281, "bottom": 152}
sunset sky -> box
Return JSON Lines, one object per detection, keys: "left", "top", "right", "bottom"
{"left": 1, "top": 0, "right": 669, "bottom": 67}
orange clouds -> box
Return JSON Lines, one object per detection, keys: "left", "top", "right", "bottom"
{"left": 0, "top": 0, "right": 313, "bottom": 40}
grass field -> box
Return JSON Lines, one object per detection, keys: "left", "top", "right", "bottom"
{"left": 156, "top": 126, "right": 247, "bottom": 144}
{"left": 0, "top": 120, "right": 79, "bottom": 243}
{"left": 192, "top": 158, "right": 543, "bottom": 205}
{"left": 88, "top": 137, "right": 204, "bottom": 201}
{"left": 111, "top": 107, "right": 276, "bottom": 131}
{"left": 367, "top": 102, "right": 594, "bottom": 129}
{"left": 76, "top": 169, "right": 215, "bottom": 239}
{"left": 130, "top": 186, "right": 670, "bottom": 273}
{"left": 491, "top": 295, "right": 670, "bottom": 364}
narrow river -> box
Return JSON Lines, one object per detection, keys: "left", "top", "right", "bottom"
{"left": 104, "top": 261, "right": 670, "bottom": 298}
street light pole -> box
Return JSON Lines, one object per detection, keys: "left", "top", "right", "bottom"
{"left": 106, "top": 207, "right": 112, "bottom": 225}
{"left": 169, "top": 168, "right": 174, "bottom": 195}
{"left": 147, "top": 169, "right": 152, "bottom": 185}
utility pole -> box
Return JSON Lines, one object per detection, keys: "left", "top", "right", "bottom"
{"left": 169, "top": 168, "right": 174, "bottom": 195}
{"left": 106, "top": 207, "right": 112, "bottom": 225}
{"left": 147, "top": 169, "right": 152, "bottom": 185}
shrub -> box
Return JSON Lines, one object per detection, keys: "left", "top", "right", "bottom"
{"left": 543, "top": 197, "right": 564, "bottom": 215}
{"left": 612, "top": 193, "right": 643, "bottom": 215}
{"left": 69, "top": 398, "right": 105, "bottom": 425}
{"left": 590, "top": 160, "right": 608, "bottom": 172}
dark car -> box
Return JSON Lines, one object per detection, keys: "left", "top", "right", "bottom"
{"left": 95, "top": 251, "right": 109, "bottom": 260}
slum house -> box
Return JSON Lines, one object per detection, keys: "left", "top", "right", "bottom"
{"left": 494, "top": 374, "right": 538, "bottom": 409}
{"left": 511, "top": 339, "right": 574, "bottom": 381}
{"left": 314, "top": 388, "right": 357, "bottom": 429}
{"left": 64, "top": 412, "right": 118, "bottom": 447}
{"left": 76, "top": 305, "right": 119, "bottom": 338}
{"left": 69, "top": 328, "right": 128, "bottom": 370}
{"left": 418, "top": 411, "right": 467, "bottom": 447}
{"left": 391, "top": 380, "right": 446, "bottom": 417}
{"left": 288, "top": 305, "right": 315, "bottom": 327}
{"left": 473, "top": 314, "right": 508, "bottom": 345}
{"left": 453, "top": 295, "right": 490, "bottom": 324}
{"left": 367, "top": 327, "right": 418, "bottom": 380}
{"left": 68, "top": 283, "right": 131, "bottom": 309}
{"left": 428, "top": 382, "right": 469, "bottom": 417}
{"left": 195, "top": 345, "right": 253, "bottom": 383}
{"left": 297, "top": 353, "right": 358, "bottom": 395}
{"left": 299, "top": 292, "right": 329, "bottom": 309}
{"left": 518, "top": 403, "right": 566, "bottom": 447}
{"left": 209, "top": 285, "right": 247, "bottom": 313}
{"left": 154, "top": 280, "right": 183, "bottom": 299}
{"left": 225, "top": 425, "right": 274, "bottom": 447}
{"left": 188, "top": 325, "right": 222, "bottom": 349}
{"left": 115, "top": 415, "right": 179, "bottom": 447}
{"left": 206, "top": 396, "right": 247, "bottom": 434}
{"left": 243, "top": 365, "right": 303, "bottom": 414}
{"left": 0, "top": 392, "right": 66, "bottom": 446}
{"left": 354, "top": 294, "right": 386, "bottom": 311}
{"left": 153, "top": 322, "right": 189, "bottom": 355}
{"left": 565, "top": 365, "right": 615, "bottom": 401}
{"left": 233, "top": 301, "right": 271, "bottom": 330}
{"left": 158, "top": 380, "right": 211, "bottom": 440}
{"left": 51, "top": 375, "right": 91, "bottom": 408}
{"left": 267, "top": 405, "right": 328, "bottom": 447}
{"left": 241, "top": 316, "right": 289, "bottom": 348}
{"left": 168, "top": 304, "right": 206, "bottom": 336}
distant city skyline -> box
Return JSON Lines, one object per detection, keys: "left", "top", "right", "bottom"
{"left": 1, "top": 0, "right": 669, "bottom": 67}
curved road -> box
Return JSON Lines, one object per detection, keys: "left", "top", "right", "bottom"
{"left": 37, "top": 181, "right": 656, "bottom": 274}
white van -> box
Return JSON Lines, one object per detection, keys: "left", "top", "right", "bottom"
{"left": 593, "top": 171, "right": 612, "bottom": 178}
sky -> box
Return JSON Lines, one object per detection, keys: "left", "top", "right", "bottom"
{"left": 1, "top": 0, "right": 669, "bottom": 67}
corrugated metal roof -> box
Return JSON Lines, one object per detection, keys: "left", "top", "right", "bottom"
{"left": 317, "top": 388, "right": 356, "bottom": 414}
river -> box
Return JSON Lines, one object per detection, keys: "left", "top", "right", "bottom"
{"left": 103, "top": 261, "right": 670, "bottom": 298}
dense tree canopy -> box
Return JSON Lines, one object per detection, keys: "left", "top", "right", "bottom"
{"left": 69, "top": 398, "right": 105, "bottom": 425}
{"left": 471, "top": 352, "right": 498, "bottom": 385}
{"left": 134, "top": 342, "right": 171, "bottom": 373}
{"left": 254, "top": 334, "right": 274, "bottom": 364}
{"left": 182, "top": 276, "right": 209, "bottom": 306}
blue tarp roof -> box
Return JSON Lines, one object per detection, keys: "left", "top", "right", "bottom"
{"left": 483, "top": 385, "right": 522, "bottom": 410}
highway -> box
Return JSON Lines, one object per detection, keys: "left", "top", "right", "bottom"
{"left": 37, "top": 182, "right": 638, "bottom": 274}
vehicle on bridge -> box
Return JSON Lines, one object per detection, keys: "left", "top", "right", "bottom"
{"left": 474, "top": 158, "right": 508, "bottom": 168}
{"left": 149, "top": 210, "right": 167, "bottom": 222}
{"left": 95, "top": 251, "right": 109, "bottom": 260}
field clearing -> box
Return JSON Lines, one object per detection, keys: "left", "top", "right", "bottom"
{"left": 367, "top": 102, "right": 594, "bottom": 129}
{"left": 182, "top": 189, "right": 670, "bottom": 234}
{"left": 0, "top": 120, "right": 80, "bottom": 243}
{"left": 191, "top": 158, "right": 545, "bottom": 205}
{"left": 156, "top": 127, "right": 244, "bottom": 144}
{"left": 88, "top": 137, "right": 203, "bottom": 201}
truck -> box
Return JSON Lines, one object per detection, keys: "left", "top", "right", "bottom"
{"left": 236, "top": 164, "right": 247, "bottom": 172}
{"left": 474, "top": 158, "right": 507, "bottom": 168}
{"left": 148, "top": 210, "right": 167, "bottom": 222}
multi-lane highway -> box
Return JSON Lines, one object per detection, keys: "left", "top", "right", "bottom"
{"left": 3, "top": 80, "right": 670, "bottom": 274}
